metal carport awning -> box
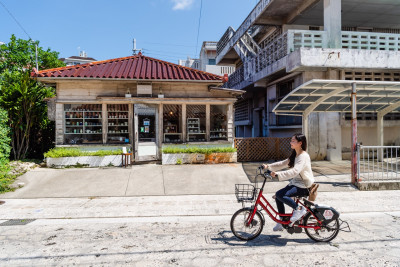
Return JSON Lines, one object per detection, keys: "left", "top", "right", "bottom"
{"left": 272, "top": 79, "right": 400, "bottom": 184}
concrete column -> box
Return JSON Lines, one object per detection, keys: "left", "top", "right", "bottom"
{"left": 324, "top": 0, "right": 342, "bottom": 48}
{"left": 326, "top": 112, "right": 342, "bottom": 161}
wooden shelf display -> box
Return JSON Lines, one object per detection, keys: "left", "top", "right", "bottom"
{"left": 64, "top": 104, "right": 102, "bottom": 144}
{"left": 164, "top": 124, "right": 182, "bottom": 143}
{"left": 107, "top": 104, "right": 130, "bottom": 144}
{"left": 187, "top": 118, "right": 206, "bottom": 142}
{"left": 210, "top": 105, "right": 228, "bottom": 140}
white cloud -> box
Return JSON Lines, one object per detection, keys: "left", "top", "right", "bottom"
{"left": 171, "top": 0, "right": 194, "bottom": 10}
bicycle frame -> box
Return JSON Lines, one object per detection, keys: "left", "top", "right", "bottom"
{"left": 246, "top": 170, "right": 323, "bottom": 230}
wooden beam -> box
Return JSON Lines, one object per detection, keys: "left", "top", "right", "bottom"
{"left": 182, "top": 104, "right": 187, "bottom": 143}
{"left": 102, "top": 103, "right": 107, "bottom": 144}
{"left": 206, "top": 104, "right": 210, "bottom": 142}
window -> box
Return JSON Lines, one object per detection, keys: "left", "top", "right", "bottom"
{"left": 210, "top": 105, "right": 228, "bottom": 141}
{"left": 208, "top": 59, "right": 216, "bottom": 65}
{"left": 64, "top": 104, "right": 103, "bottom": 144}
{"left": 163, "top": 104, "right": 182, "bottom": 143}
{"left": 186, "top": 105, "right": 206, "bottom": 142}
{"left": 275, "top": 80, "right": 301, "bottom": 126}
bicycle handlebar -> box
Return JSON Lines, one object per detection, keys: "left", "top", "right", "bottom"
{"left": 257, "top": 166, "right": 277, "bottom": 179}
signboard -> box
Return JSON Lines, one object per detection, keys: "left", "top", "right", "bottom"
{"left": 137, "top": 84, "right": 152, "bottom": 95}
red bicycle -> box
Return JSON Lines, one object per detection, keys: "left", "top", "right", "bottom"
{"left": 231, "top": 166, "right": 350, "bottom": 242}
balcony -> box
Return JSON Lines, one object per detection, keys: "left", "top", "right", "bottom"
{"left": 225, "top": 29, "right": 400, "bottom": 89}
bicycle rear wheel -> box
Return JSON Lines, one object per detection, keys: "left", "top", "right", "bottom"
{"left": 230, "top": 208, "right": 264, "bottom": 241}
{"left": 304, "top": 213, "right": 339, "bottom": 242}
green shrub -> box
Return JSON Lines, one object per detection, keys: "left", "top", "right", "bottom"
{"left": 162, "top": 146, "right": 236, "bottom": 155}
{"left": 0, "top": 108, "right": 11, "bottom": 166}
{"left": 44, "top": 147, "right": 124, "bottom": 158}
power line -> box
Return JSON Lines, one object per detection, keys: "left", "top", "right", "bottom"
{"left": 0, "top": 0, "right": 32, "bottom": 39}
{"left": 140, "top": 41, "right": 197, "bottom": 48}
{"left": 0, "top": 0, "right": 38, "bottom": 70}
{"left": 194, "top": 0, "right": 203, "bottom": 57}
{"left": 144, "top": 52, "right": 188, "bottom": 60}
{"left": 142, "top": 48, "right": 195, "bottom": 57}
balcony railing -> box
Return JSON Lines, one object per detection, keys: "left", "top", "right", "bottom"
{"left": 341, "top": 31, "right": 400, "bottom": 51}
{"left": 217, "top": 27, "right": 235, "bottom": 55}
{"left": 225, "top": 29, "right": 400, "bottom": 89}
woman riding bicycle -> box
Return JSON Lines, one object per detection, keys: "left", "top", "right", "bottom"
{"left": 262, "top": 133, "right": 314, "bottom": 232}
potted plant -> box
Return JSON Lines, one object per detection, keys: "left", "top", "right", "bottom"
{"left": 125, "top": 89, "right": 132, "bottom": 98}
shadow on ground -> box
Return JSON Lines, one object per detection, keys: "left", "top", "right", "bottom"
{"left": 206, "top": 230, "right": 314, "bottom": 247}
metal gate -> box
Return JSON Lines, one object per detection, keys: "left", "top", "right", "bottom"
{"left": 357, "top": 145, "right": 400, "bottom": 182}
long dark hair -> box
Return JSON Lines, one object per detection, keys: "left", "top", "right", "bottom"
{"left": 288, "top": 133, "right": 307, "bottom": 168}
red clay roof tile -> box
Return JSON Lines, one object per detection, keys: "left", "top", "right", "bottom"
{"left": 32, "top": 53, "right": 222, "bottom": 81}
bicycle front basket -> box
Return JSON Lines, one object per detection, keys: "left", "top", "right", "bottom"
{"left": 235, "top": 184, "right": 256, "bottom": 202}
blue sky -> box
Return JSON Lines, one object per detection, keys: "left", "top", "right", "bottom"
{"left": 0, "top": 0, "right": 257, "bottom": 63}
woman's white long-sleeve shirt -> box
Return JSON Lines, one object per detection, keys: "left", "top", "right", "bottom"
{"left": 268, "top": 152, "right": 314, "bottom": 188}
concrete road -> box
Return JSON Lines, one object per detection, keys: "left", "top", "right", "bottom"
{"left": 0, "top": 191, "right": 399, "bottom": 266}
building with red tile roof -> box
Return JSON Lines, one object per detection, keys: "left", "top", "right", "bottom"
{"left": 33, "top": 53, "right": 243, "bottom": 163}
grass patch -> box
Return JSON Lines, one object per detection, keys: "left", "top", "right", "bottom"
{"left": 0, "top": 163, "right": 16, "bottom": 193}
{"left": 0, "top": 161, "right": 36, "bottom": 194}
{"left": 162, "top": 146, "right": 236, "bottom": 155}
{"left": 44, "top": 147, "right": 124, "bottom": 158}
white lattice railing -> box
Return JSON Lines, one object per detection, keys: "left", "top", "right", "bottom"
{"left": 225, "top": 29, "right": 400, "bottom": 89}
{"left": 287, "top": 30, "right": 327, "bottom": 52}
{"left": 342, "top": 31, "right": 400, "bottom": 51}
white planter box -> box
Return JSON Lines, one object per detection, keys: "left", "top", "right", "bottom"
{"left": 162, "top": 153, "right": 204, "bottom": 165}
{"left": 46, "top": 155, "right": 122, "bottom": 168}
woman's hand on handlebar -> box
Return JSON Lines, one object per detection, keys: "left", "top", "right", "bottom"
{"left": 262, "top": 164, "right": 268, "bottom": 170}
{"left": 270, "top": 171, "right": 277, "bottom": 178}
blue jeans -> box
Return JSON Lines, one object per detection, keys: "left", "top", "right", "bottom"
{"left": 275, "top": 185, "right": 309, "bottom": 215}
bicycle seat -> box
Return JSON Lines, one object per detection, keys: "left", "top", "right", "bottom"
{"left": 303, "top": 198, "right": 315, "bottom": 207}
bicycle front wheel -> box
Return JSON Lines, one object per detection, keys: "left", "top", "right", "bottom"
{"left": 230, "top": 208, "right": 264, "bottom": 241}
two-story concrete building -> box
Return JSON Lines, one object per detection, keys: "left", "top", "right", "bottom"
{"left": 217, "top": 0, "right": 400, "bottom": 160}
{"left": 179, "top": 41, "right": 235, "bottom": 76}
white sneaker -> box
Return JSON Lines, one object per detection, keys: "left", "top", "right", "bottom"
{"left": 273, "top": 223, "right": 284, "bottom": 231}
{"left": 290, "top": 206, "right": 307, "bottom": 222}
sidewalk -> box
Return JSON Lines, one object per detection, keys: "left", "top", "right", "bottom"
{"left": 1, "top": 161, "right": 355, "bottom": 199}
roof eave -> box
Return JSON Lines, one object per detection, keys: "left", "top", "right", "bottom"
{"left": 34, "top": 77, "right": 223, "bottom": 83}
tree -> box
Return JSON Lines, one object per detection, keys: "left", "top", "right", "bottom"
{"left": 0, "top": 35, "right": 65, "bottom": 160}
